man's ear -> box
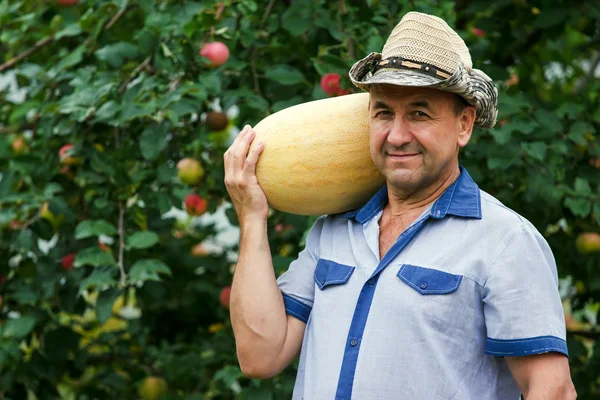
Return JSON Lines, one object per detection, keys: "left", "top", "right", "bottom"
{"left": 457, "top": 106, "right": 476, "bottom": 148}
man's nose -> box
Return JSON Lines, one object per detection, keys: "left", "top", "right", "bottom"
{"left": 387, "top": 117, "right": 413, "bottom": 147}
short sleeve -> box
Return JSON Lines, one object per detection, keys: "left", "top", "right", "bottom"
{"left": 482, "top": 224, "right": 568, "bottom": 358}
{"left": 276, "top": 216, "right": 326, "bottom": 324}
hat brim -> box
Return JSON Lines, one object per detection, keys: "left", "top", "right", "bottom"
{"left": 348, "top": 52, "right": 498, "bottom": 129}
{"left": 352, "top": 68, "right": 442, "bottom": 91}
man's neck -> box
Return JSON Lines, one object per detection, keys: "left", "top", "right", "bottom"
{"left": 385, "top": 165, "right": 461, "bottom": 217}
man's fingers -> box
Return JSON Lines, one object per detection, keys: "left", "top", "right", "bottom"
{"left": 244, "top": 140, "right": 264, "bottom": 176}
{"left": 224, "top": 125, "right": 252, "bottom": 176}
{"left": 231, "top": 128, "right": 256, "bottom": 169}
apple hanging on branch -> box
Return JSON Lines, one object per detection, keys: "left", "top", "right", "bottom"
{"left": 199, "top": 42, "right": 230, "bottom": 67}
{"left": 177, "top": 158, "right": 204, "bottom": 185}
{"left": 184, "top": 194, "right": 208, "bottom": 216}
{"left": 320, "top": 73, "right": 350, "bottom": 97}
{"left": 576, "top": 232, "right": 600, "bottom": 255}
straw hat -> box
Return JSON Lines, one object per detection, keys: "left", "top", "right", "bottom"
{"left": 349, "top": 12, "right": 498, "bottom": 128}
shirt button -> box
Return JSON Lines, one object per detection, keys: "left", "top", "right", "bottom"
{"left": 350, "top": 339, "right": 358, "bottom": 347}
{"left": 420, "top": 282, "right": 428, "bottom": 289}
{"left": 368, "top": 278, "right": 375, "bottom": 286}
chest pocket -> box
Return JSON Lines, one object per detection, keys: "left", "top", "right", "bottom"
{"left": 397, "top": 264, "right": 462, "bottom": 295}
{"left": 314, "top": 259, "right": 355, "bottom": 290}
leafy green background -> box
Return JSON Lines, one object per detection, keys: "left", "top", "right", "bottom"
{"left": 1, "top": 0, "right": 600, "bottom": 398}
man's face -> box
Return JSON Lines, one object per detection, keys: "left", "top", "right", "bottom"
{"left": 368, "top": 84, "right": 474, "bottom": 193}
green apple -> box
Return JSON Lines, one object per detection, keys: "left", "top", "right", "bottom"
{"left": 177, "top": 158, "right": 204, "bottom": 185}
{"left": 575, "top": 232, "right": 600, "bottom": 255}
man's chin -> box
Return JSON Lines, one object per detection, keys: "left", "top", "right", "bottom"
{"left": 385, "top": 169, "right": 423, "bottom": 191}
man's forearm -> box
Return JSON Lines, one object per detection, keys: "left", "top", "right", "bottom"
{"left": 230, "top": 217, "right": 288, "bottom": 374}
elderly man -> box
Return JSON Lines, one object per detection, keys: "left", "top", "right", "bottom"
{"left": 224, "top": 11, "right": 576, "bottom": 400}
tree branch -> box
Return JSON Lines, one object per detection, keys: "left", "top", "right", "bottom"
{"left": 248, "top": 0, "right": 275, "bottom": 98}
{"left": 118, "top": 201, "right": 126, "bottom": 286}
{"left": 572, "top": 52, "right": 600, "bottom": 95}
{"left": 260, "top": 0, "right": 276, "bottom": 30}
{"left": 0, "top": 37, "right": 54, "bottom": 72}
{"left": 119, "top": 55, "right": 152, "bottom": 93}
{"left": 114, "top": 127, "right": 126, "bottom": 286}
{"left": 106, "top": 5, "right": 131, "bottom": 30}
{"left": 250, "top": 48, "right": 262, "bottom": 97}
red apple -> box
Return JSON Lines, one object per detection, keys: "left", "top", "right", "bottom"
{"left": 61, "top": 253, "right": 76, "bottom": 271}
{"left": 177, "top": 158, "right": 204, "bottom": 185}
{"left": 471, "top": 27, "right": 486, "bottom": 38}
{"left": 589, "top": 157, "right": 600, "bottom": 169}
{"left": 57, "top": 0, "right": 78, "bottom": 5}
{"left": 12, "top": 136, "right": 27, "bottom": 154}
{"left": 59, "top": 144, "right": 81, "bottom": 165}
{"left": 219, "top": 286, "right": 231, "bottom": 309}
{"left": 321, "top": 73, "right": 341, "bottom": 96}
{"left": 200, "top": 42, "right": 230, "bottom": 67}
{"left": 184, "top": 194, "right": 208, "bottom": 216}
{"left": 0, "top": 275, "right": 6, "bottom": 284}
{"left": 190, "top": 242, "right": 210, "bottom": 257}
{"left": 98, "top": 241, "right": 111, "bottom": 253}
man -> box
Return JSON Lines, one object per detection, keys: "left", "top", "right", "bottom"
{"left": 224, "top": 12, "right": 576, "bottom": 400}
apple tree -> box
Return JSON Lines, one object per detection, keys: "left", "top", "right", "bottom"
{"left": 1, "top": 0, "right": 600, "bottom": 398}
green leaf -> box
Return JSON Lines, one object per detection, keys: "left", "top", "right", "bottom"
{"left": 75, "top": 220, "right": 117, "bottom": 239}
{"left": 594, "top": 203, "right": 600, "bottom": 227}
{"left": 281, "top": 7, "right": 311, "bottom": 35}
{"left": 140, "top": 123, "right": 169, "bottom": 161}
{"left": 95, "top": 42, "right": 140, "bottom": 68}
{"left": 521, "top": 142, "right": 547, "bottom": 161}
{"left": 118, "top": 102, "right": 156, "bottom": 122}
{"left": 95, "top": 101, "right": 120, "bottom": 123}
{"left": 490, "top": 126, "right": 511, "bottom": 145}
{"left": 96, "top": 287, "right": 122, "bottom": 325}
{"left": 564, "top": 197, "right": 591, "bottom": 218}
{"left": 126, "top": 231, "right": 160, "bottom": 250}
{"left": 129, "top": 259, "right": 171, "bottom": 283}
{"left": 2, "top": 316, "right": 36, "bottom": 339}
{"left": 574, "top": 178, "right": 592, "bottom": 195}
{"left": 56, "top": 45, "right": 85, "bottom": 71}
{"left": 75, "top": 247, "right": 116, "bottom": 268}
{"left": 568, "top": 121, "right": 594, "bottom": 145}
{"left": 535, "top": 109, "right": 562, "bottom": 134}
{"left": 79, "top": 269, "right": 117, "bottom": 294}
{"left": 265, "top": 65, "right": 306, "bottom": 85}
{"left": 55, "top": 23, "right": 82, "bottom": 39}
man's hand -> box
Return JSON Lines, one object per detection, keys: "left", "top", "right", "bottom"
{"left": 224, "top": 125, "right": 268, "bottom": 224}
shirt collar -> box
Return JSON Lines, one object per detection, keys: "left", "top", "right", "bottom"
{"left": 338, "top": 166, "right": 482, "bottom": 224}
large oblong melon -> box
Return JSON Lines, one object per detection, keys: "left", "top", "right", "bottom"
{"left": 252, "top": 93, "right": 385, "bottom": 216}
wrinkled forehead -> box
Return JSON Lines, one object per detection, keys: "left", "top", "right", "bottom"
{"left": 368, "top": 84, "right": 455, "bottom": 108}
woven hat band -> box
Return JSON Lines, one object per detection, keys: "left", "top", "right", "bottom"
{"left": 374, "top": 57, "right": 452, "bottom": 80}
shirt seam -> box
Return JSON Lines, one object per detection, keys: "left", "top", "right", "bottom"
{"left": 484, "top": 225, "right": 528, "bottom": 287}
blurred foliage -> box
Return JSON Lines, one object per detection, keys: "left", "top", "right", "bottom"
{"left": 0, "top": 0, "right": 599, "bottom": 398}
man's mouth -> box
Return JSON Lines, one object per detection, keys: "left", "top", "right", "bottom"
{"left": 387, "top": 152, "right": 420, "bottom": 160}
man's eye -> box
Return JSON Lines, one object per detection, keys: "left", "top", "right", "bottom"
{"left": 375, "top": 110, "right": 392, "bottom": 117}
{"left": 411, "top": 111, "right": 430, "bottom": 118}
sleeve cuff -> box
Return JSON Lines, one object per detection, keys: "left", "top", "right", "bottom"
{"left": 485, "top": 335, "right": 569, "bottom": 357}
{"left": 282, "top": 293, "right": 311, "bottom": 324}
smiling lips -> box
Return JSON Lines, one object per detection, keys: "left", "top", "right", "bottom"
{"left": 387, "top": 152, "right": 420, "bottom": 160}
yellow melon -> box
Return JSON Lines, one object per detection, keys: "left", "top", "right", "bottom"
{"left": 252, "top": 93, "right": 385, "bottom": 216}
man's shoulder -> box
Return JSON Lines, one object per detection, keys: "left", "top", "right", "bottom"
{"left": 477, "top": 189, "right": 539, "bottom": 235}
